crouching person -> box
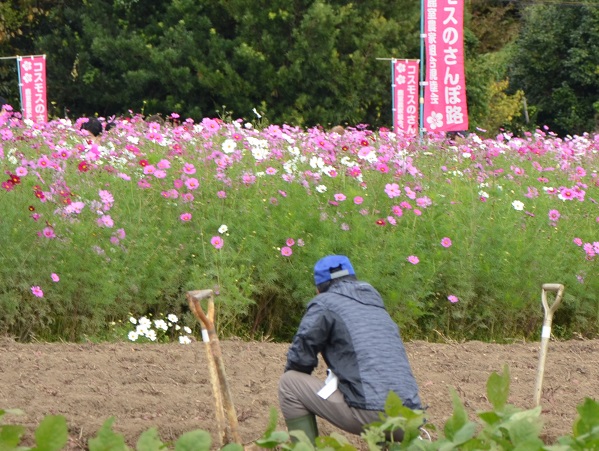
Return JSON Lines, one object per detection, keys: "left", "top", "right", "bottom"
{"left": 278, "top": 255, "right": 423, "bottom": 443}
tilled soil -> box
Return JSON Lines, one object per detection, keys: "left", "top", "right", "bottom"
{"left": 1, "top": 337, "right": 598, "bottom": 449}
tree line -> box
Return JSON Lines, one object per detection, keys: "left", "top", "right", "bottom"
{"left": 1, "top": 0, "right": 598, "bottom": 136}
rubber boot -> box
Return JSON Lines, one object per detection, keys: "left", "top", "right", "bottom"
{"left": 285, "top": 413, "right": 319, "bottom": 444}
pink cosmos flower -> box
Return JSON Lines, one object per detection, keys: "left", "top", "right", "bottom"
{"left": 116, "top": 228, "right": 126, "bottom": 240}
{"left": 97, "top": 215, "right": 114, "bottom": 228}
{"left": 392, "top": 206, "right": 403, "bottom": 217}
{"left": 183, "top": 163, "right": 196, "bottom": 175}
{"left": 42, "top": 227, "right": 56, "bottom": 238}
{"left": 297, "top": 239, "right": 305, "bottom": 247}
{"left": 448, "top": 295, "right": 459, "bottom": 303}
{"left": 384, "top": 183, "right": 401, "bottom": 199}
{"left": 548, "top": 209, "right": 561, "bottom": 222}
{"left": 156, "top": 159, "right": 171, "bottom": 170}
{"left": 180, "top": 213, "right": 192, "bottom": 222}
{"left": 281, "top": 246, "right": 293, "bottom": 257}
{"left": 185, "top": 178, "right": 199, "bottom": 190}
{"left": 143, "top": 165, "right": 156, "bottom": 175}
{"left": 286, "top": 238, "right": 295, "bottom": 247}
{"left": 51, "top": 273, "right": 60, "bottom": 282}
{"left": 217, "top": 190, "right": 227, "bottom": 199}
{"left": 413, "top": 209, "right": 422, "bottom": 216}
{"left": 31, "top": 286, "right": 44, "bottom": 298}
{"left": 334, "top": 193, "right": 346, "bottom": 202}
{"left": 407, "top": 255, "right": 419, "bottom": 265}
{"left": 353, "top": 196, "right": 364, "bottom": 205}
{"left": 441, "top": 237, "right": 452, "bottom": 248}
{"left": 211, "top": 236, "right": 224, "bottom": 249}
{"left": 266, "top": 167, "right": 277, "bottom": 175}
{"left": 15, "top": 167, "right": 28, "bottom": 177}
{"left": 573, "top": 237, "right": 583, "bottom": 246}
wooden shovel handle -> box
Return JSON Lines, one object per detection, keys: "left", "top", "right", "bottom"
{"left": 541, "top": 283, "right": 564, "bottom": 317}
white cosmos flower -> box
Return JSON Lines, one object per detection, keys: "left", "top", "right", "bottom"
{"left": 129, "top": 316, "right": 137, "bottom": 324}
{"left": 315, "top": 185, "right": 327, "bottom": 193}
{"left": 218, "top": 224, "right": 228, "bottom": 234}
{"left": 128, "top": 331, "right": 139, "bottom": 341}
{"left": 184, "top": 326, "right": 192, "bottom": 334}
{"left": 154, "top": 319, "right": 168, "bottom": 331}
{"left": 222, "top": 138, "right": 237, "bottom": 154}
{"left": 512, "top": 200, "right": 524, "bottom": 211}
{"left": 167, "top": 314, "right": 178, "bottom": 323}
{"left": 179, "top": 336, "right": 192, "bottom": 345}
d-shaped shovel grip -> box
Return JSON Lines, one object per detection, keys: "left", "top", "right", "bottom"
{"left": 541, "top": 283, "right": 564, "bottom": 322}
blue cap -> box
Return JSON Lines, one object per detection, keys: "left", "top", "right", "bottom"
{"left": 314, "top": 255, "right": 355, "bottom": 285}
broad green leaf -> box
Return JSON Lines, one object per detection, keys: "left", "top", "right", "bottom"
{"left": 452, "top": 422, "right": 478, "bottom": 445}
{"left": 261, "top": 407, "right": 279, "bottom": 437}
{"left": 290, "top": 442, "right": 313, "bottom": 451}
{"left": 33, "top": 415, "right": 68, "bottom": 451}
{"left": 502, "top": 407, "right": 543, "bottom": 445}
{"left": 486, "top": 365, "right": 510, "bottom": 411}
{"left": 220, "top": 443, "right": 243, "bottom": 451}
{"left": 384, "top": 391, "right": 404, "bottom": 418}
{"left": 573, "top": 398, "right": 599, "bottom": 437}
{"left": 255, "top": 430, "right": 289, "bottom": 448}
{"left": 136, "top": 427, "right": 164, "bottom": 451}
{"left": 88, "top": 417, "right": 129, "bottom": 451}
{"left": 478, "top": 411, "right": 501, "bottom": 425}
{"left": 174, "top": 430, "right": 211, "bottom": 451}
{"left": 0, "top": 424, "right": 26, "bottom": 448}
{"left": 444, "top": 388, "right": 469, "bottom": 439}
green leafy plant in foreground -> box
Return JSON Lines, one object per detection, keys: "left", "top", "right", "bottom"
{"left": 2, "top": 366, "right": 599, "bottom": 450}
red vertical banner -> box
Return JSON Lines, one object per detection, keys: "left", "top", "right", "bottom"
{"left": 424, "top": 0, "right": 468, "bottom": 132}
{"left": 18, "top": 55, "right": 48, "bottom": 123}
{"left": 392, "top": 59, "right": 419, "bottom": 137}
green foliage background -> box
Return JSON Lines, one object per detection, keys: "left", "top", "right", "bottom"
{"left": 0, "top": 0, "right": 531, "bottom": 134}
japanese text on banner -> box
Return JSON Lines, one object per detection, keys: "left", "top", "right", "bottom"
{"left": 19, "top": 56, "right": 48, "bottom": 123}
{"left": 423, "top": 0, "right": 468, "bottom": 132}
{"left": 392, "top": 60, "right": 419, "bottom": 137}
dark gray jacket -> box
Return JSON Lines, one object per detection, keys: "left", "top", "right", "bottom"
{"left": 285, "top": 278, "right": 422, "bottom": 411}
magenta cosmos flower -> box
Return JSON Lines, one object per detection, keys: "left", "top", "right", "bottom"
{"left": 281, "top": 246, "right": 293, "bottom": 256}
{"left": 180, "top": 213, "right": 192, "bottom": 222}
{"left": 448, "top": 295, "right": 459, "bottom": 303}
{"left": 31, "top": 286, "right": 44, "bottom": 298}
{"left": 548, "top": 209, "right": 561, "bottom": 222}
{"left": 441, "top": 237, "right": 452, "bottom": 248}
{"left": 51, "top": 273, "right": 60, "bottom": 282}
{"left": 407, "top": 255, "right": 419, "bottom": 265}
{"left": 210, "top": 236, "right": 224, "bottom": 249}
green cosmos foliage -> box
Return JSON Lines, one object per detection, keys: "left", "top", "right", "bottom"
{"left": 1, "top": 115, "right": 599, "bottom": 342}
{"left": 3, "top": 367, "right": 598, "bottom": 450}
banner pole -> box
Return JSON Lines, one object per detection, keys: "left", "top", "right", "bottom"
{"left": 390, "top": 59, "right": 395, "bottom": 134}
{"left": 16, "top": 56, "right": 23, "bottom": 115}
{"left": 419, "top": 0, "right": 425, "bottom": 141}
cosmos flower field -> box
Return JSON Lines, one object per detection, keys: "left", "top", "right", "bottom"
{"left": 1, "top": 112, "right": 598, "bottom": 342}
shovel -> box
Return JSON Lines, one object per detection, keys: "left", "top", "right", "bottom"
{"left": 533, "top": 283, "right": 565, "bottom": 407}
{"left": 187, "top": 289, "right": 242, "bottom": 445}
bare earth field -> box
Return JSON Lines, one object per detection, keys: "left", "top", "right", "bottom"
{"left": 1, "top": 337, "right": 598, "bottom": 449}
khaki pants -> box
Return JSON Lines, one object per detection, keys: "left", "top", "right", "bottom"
{"left": 278, "top": 370, "right": 403, "bottom": 440}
